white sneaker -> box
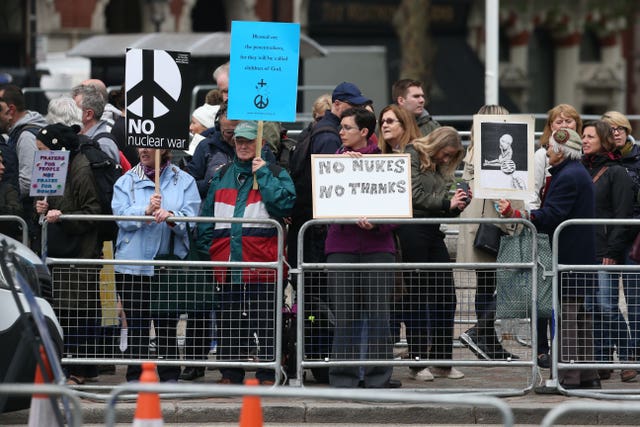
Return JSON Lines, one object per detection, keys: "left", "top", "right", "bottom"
{"left": 408, "top": 367, "right": 434, "bottom": 381}
{"left": 431, "top": 367, "right": 465, "bottom": 379}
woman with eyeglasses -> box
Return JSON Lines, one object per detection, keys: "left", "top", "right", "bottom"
{"left": 581, "top": 120, "right": 637, "bottom": 383}
{"left": 324, "top": 107, "right": 400, "bottom": 388}
{"left": 377, "top": 104, "right": 420, "bottom": 154}
{"left": 600, "top": 111, "right": 640, "bottom": 381}
{"left": 397, "top": 126, "right": 469, "bottom": 382}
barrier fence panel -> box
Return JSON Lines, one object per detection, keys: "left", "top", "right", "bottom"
{"left": 0, "top": 215, "right": 29, "bottom": 246}
{"left": 42, "top": 214, "right": 285, "bottom": 396}
{"left": 548, "top": 218, "right": 640, "bottom": 398}
{"left": 0, "top": 383, "right": 84, "bottom": 427}
{"left": 541, "top": 401, "right": 640, "bottom": 426}
{"left": 295, "top": 218, "right": 539, "bottom": 395}
{"left": 104, "top": 382, "right": 515, "bottom": 427}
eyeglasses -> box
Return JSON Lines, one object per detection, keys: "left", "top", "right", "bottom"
{"left": 380, "top": 118, "right": 400, "bottom": 125}
{"left": 221, "top": 129, "right": 235, "bottom": 137}
{"left": 610, "top": 126, "right": 627, "bottom": 134}
{"left": 338, "top": 124, "right": 359, "bottom": 132}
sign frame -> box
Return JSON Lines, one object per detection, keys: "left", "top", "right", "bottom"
{"left": 311, "top": 153, "right": 412, "bottom": 219}
{"left": 30, "top": 150, "right": 70, "bottom": 197}
{"left": 472, "top": 114, "right": 535, "bottom": 200}
{"left": 124, "top": 48, "right": 191, "bottom": 150}
{"left": 228, "top": 21, "right": 301, "bottom": 123}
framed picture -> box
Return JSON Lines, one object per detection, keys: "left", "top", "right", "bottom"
{"left": 472, "top": 114, "right": 535, "bottom": 200}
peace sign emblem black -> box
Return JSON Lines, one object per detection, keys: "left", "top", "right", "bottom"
{"left": 126, "top": 49, "right": 182, "bottom": 118}
{"left": 254, "top": 95, "right": 269, "bottom": 109}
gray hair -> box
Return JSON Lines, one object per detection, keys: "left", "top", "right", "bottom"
{"left": 212, "top": 61, "right": 229, "bottom": 81}
{"left": 46, "top": 96, "right": 82, "bottom": 127}
{"left": 549, "top": 138, "right": 582, "bottom": 161}
{"left": 71, "top": 84, "right": 105, "bottom": 120}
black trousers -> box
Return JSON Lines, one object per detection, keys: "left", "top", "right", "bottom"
{"left": 397, "top": 224, "right": 457, "bottom": 363}
{"left": 116, "top": 273, "right": 180, "bottom": 382}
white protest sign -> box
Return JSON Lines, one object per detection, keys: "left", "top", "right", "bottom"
{"left": 311, "top": 154, "right": 412, "bottom": 218}
{"left": 30, "top": 150, "right": 70, "bottom": 197}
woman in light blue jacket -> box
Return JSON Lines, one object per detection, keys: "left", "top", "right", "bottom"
{"left": 112, "top": 147, "right": 200, "bottom": 382}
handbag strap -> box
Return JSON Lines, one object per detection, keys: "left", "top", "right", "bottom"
{"left": 167, "top": 228, "right": 175, "bottom": 255}
{"left": 592, "top": 166, "right": 608, "bottom": 183}
{"left": 167, "top": 222, "right": 194, "bottom": 256}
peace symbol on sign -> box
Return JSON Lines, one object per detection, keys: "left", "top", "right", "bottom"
{"left": 254, "top": 95, "right": 269, "bottom": 109}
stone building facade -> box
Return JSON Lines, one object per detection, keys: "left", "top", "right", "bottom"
{"left": 2, "top": 0, "right": 639, "bottom": 117}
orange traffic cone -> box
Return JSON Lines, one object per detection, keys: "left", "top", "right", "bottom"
{"left": 239, "top": 378, "right": 263, "bottom": 427}
{"left": 132, "top": 362, "right": 163, "bottom": 426}
{"left": 28, "top": 345, "right": 58, "bottom": 427}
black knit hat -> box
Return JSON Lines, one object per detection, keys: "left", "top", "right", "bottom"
{"left": 36, "top": 123, "right": 81, "bottom": 150}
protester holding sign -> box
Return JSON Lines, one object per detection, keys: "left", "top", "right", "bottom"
{"left": 34, "top": 123, "right": 103, "bottom": 386}
{"left": 197, "top": 120, "right": 295, "bottom": 385}
{"left": 323, "top": 107, "right": 400, "bottom": 388}
{"left": 397, "top": 126, "right": 469, "bottom": 382}
{"left": 111, "top": 147, "right": 201, "bottom": 382}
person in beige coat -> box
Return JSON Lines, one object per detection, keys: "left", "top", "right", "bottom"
{"left": 456, "top": 105, "right": 522, "bottom": 360}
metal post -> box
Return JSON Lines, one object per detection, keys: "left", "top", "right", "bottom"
{"left": 485, "top": 0, "right": 499, "bottom": 105}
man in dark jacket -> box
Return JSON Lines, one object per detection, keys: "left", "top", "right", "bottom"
{"left": 288, "top": 82, "right": 372, "bottom": 266}
{"left": 392, "top": 79, "right": 440, "bottom": 137}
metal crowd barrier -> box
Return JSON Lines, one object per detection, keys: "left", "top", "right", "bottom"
{"left": 546, "top": 218, "right": 640, "bottom": 398}
{"left": 0, "top": 383, "right": 84, "bottom": 427}
{"left": 104, "top": 382, "right": 515, "bottom": 427}
{"left": 0, "top": 215, "right": 29, "bottom": 246}
{"left": 41, "top": 214, "right": 286, "bottom": 397}
{"left": 540, "top": 401, "right": 640, "bottom": 426}
{"left": 294, "top": 217, "right": 540, "bottom": 396}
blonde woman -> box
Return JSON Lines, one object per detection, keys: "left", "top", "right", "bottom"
{"left": 456, "top": 104, "right": 522, "bottom": 361}
{"left": 397, "top": 126, "right": 468, "bottom": 381}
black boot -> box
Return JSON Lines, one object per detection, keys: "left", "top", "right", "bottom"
{"left": 459, "top": 326, "right": 490, "bottom": 360}
{"left": 476, "top": 318, "right": 519, "bottom": 360}
{"left": 180, "top": 367, "right": 205, "bottom": 381}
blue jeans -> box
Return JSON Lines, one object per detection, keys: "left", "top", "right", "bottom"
{"left": 590, "top": 270, "right": 632, "bottom": 361}
{"left": 622, "top": 253, "right": 640, "bottom": 359}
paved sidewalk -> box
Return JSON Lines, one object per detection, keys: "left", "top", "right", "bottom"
{"left": 1, "top": 361, "right": 639, "bottom": 426}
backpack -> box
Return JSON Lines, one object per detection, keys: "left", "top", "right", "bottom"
{"left": 288, "top": 125, "right": 339, "bottom": 214}
{"left": 276, "top": 135, "right": 296, "bottom": 172}
{"left": 1, "top": 124, "right": 42, "bottom": 191}
{"left": 78, "top": 135, "right": 123, "bottom": 242}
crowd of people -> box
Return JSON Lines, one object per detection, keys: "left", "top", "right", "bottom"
{"left": 1, "top": 63, "right": 639, "bottom": 391}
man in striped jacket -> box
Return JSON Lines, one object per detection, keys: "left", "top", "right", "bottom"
{"left": 197, "top": 120, "right": 296, "bottom": 385}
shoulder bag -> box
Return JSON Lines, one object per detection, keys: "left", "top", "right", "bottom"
{"left": 151, "top": 225, "right": 214, "bottom": 316}
{"left": 495, "top": 228, "right": 553, "bottom": 319}
{"left": 473, "top": 200, "right": 505, "bottom": 257}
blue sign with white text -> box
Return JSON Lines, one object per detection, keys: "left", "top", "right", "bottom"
{"left": 228, "top": 21, "right": 300, "bottom": 122}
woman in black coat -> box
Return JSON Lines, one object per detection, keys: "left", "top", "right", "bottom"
{"left": 581, "top": 120, "right": 636, "bottom": 382}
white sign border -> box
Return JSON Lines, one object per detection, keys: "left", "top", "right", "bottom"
{"left": 472, "top": 114, "right": 535, "bottom": 200}
{"left": 311, "top": 153, "right": 413, "bottom": 219}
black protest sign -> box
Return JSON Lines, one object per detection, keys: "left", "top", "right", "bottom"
{"left": 125, "top": 48, "right": 191, "bottom": 150}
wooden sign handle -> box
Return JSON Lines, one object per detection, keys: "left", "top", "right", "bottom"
{"left": 253, "top": 120, "right": 264, "bottom": 190}
{"left": 154, "top": 150, "right": 161, "bottom": 194}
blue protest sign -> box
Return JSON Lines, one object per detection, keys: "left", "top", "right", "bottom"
{"left": 228, "top": 21, "right": 300, "bottom": 122}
